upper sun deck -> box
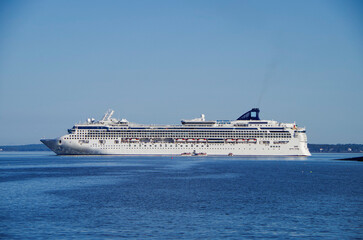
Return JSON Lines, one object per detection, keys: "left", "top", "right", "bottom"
{"left": 68, "top": 108, "right": 303, "bottom": 133}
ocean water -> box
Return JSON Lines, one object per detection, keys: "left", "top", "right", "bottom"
{"left": 0, "top": 152, "right": 362, "bottom": 239}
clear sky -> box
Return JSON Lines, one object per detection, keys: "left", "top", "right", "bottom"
{"left": 0, "top": 0, "right": 362, "bottom": 145}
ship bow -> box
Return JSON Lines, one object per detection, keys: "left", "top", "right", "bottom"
{"left": 40, "top": 139, "right": 60, "bottom": 154}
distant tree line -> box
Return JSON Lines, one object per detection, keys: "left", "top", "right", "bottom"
{"left": 308, "top": 144, "right": 363, "bottom": 153}
{"left": 0, "top": 144, "right": 49, "bottom": 151}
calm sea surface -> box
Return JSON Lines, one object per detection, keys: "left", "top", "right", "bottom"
{"left": 0, "top": 152, "right": 362, "bottom": 239}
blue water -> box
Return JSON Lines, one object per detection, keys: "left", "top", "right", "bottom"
{"left": 0, "top": 152, "right": 362, "bottom": 239}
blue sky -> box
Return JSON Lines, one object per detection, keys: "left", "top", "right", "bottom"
{"left": 0, "top": 0, "right": 362, "bottom": 145}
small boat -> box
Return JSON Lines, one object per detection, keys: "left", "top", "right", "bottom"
{"left": 192, "top": 150, "right": 207, "bottom": 156}
{"left": 197, "top": 138, "right": 207, "bottom": 143}
{"left": 193, "top": 152, "right": 207, "bottom": 156}
{"left": 225, "top": 139, "right": 236, "bottom": 143}
{"left": 186, "top": 139, "right": 196, "bottom": 143}
{"left": 247, "top": 138, "right": 257, "bottom": 143}
{"left": 181, "top": 152, "right": 192, "bottom": 156}
{"left": 130, "top": 138, "right": 139, "bottom": 142}
{"left": 176, "top": 138, "right": 186, "bottom": 143}
{"left": 228, "top": 153, "right": 233, "bottom": 156}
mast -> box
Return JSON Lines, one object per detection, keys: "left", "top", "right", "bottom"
{"left": 101, "top": 109, "right": 114, "bottom": 122}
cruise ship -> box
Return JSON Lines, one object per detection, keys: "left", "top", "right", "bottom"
{"left": 41, "top": 108, "right": 311, "bottom": 156}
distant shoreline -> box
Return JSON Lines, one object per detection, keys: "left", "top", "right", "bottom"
{"left": 307, "top": 144, "right": 363, "bottom": 153}
{"left": 0, "top": 144, "right": 49, "bottom": 152}
{"left": 0, "top": 143, "right": 363, "bottom": 153}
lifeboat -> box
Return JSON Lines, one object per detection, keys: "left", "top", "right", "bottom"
{"left": 186, "top": 139, "right": 196, "bottom": 143}
{"left": 247, "top": 138, "right": 257, "bottom": 143}
{"left": 225, "top": 139, "right": 236, "bottom": 143}
{"left": 176, "top": 138, "right": 186, "bottom": 143}
{"left": 130, "top": 138, "right": 139, "bottom": 142}
{"left": 236, "top": 139, "right": 245, "bottom": 143}
{"left": 197, "top": 138, "right": 207, "bottom": 143}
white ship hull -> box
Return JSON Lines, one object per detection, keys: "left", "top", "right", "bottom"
{"left": 41, "top": 108, "right": 311, "bottom": 156}
{"left": 41, "top": 138, "right": 310, "bottom": 156}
